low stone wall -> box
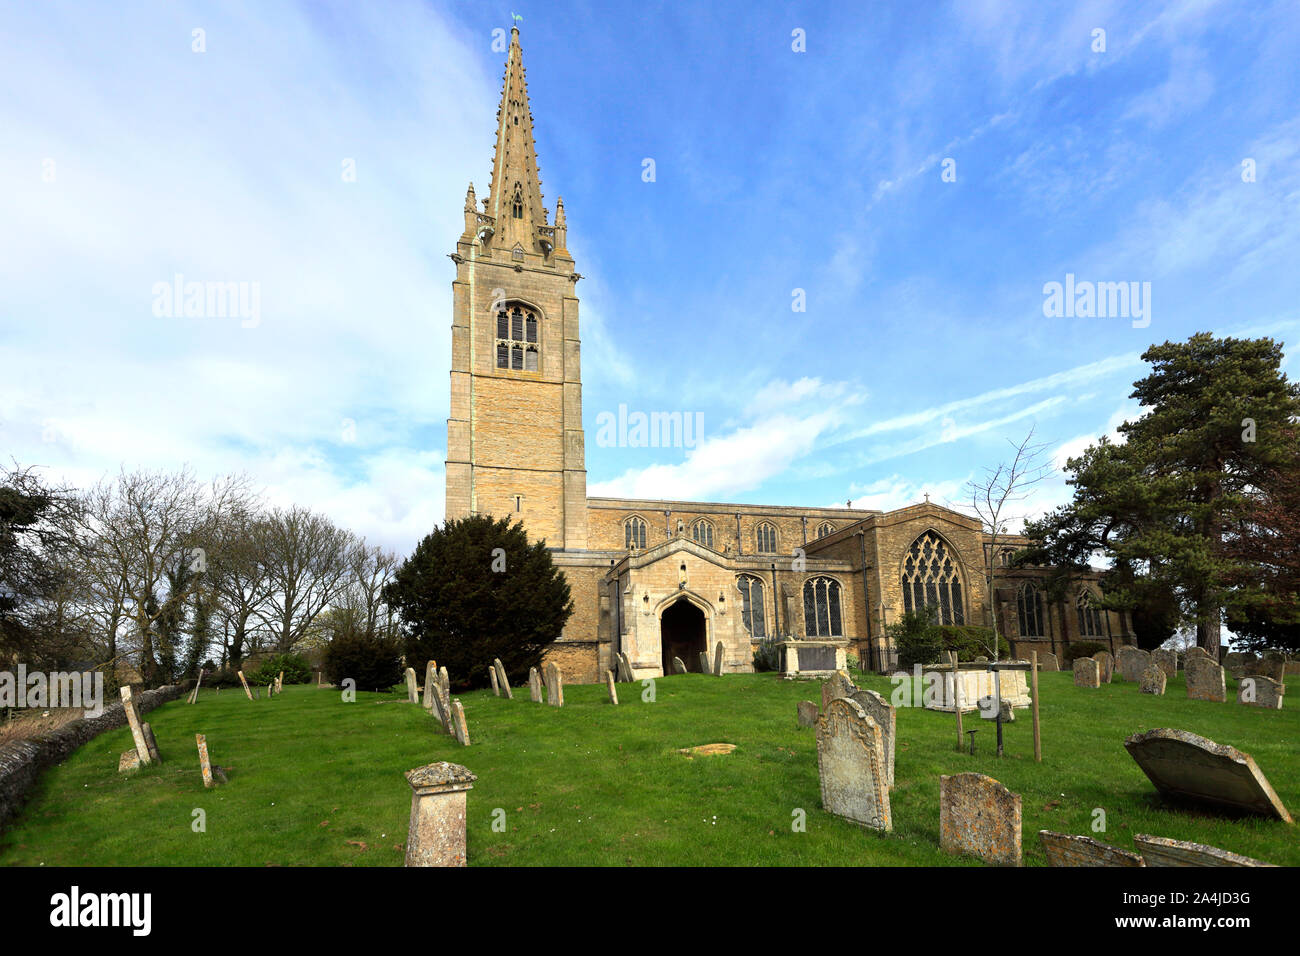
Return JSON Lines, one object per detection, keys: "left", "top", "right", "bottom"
{"left": 0, "top": 683, "right": 185, "bottom": 832}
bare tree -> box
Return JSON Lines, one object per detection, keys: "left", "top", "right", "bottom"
{"left": 964, "top": 427, "right": 1055, "bottom": 663}
{"left": 208, "top": 507, "right": 275, "bottom": 669}
{"left": 259, "top": 506, "right": 355, "bottom": 654}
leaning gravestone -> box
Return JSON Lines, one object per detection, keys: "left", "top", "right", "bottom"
{"left": 617, "top": 652, "right": 634, "bottom": 682}
{"left": 1185, "top": 657, "right": 1226, "bottom": 703}
{"left": 1073, "top": 658, "right": 1100, "bottom": 689}
{"left": 493, "top": 659, "right": 513, "bottom": 700}
{"left": 1116, "top": 647, "right": 1150, "bottom": 683}
{"left": 1151, "top": 648, "right": 1177, "bottom": 680}
{"left": 1237, "top": 676, "right": 1284, "bottom": 710}
{"left": 796, "top": 701, "right": 818, "bottom": 727}
{"left": 528, "top": 667, "right": 543, "bottom": 703}
{"left": 848, "top": 688, "right": 896, "bottom": 789}
{"left": 1138, "top": 664, "right": 1167, "bottom": 696}
{"left": 815, "top": 697, "right": 891, "bottom": 831}
{"left": 939, "top": 773, "right": 1021, "bottom": 866}
{"left": 1038, "top": 651, "right": 1059, "bottom": 672}
{"left": 672, "top": 656, "right": 687, "bottom": 675}
{"left": 712, "top": 641, "right": 724, "bottom": 676}
{"left": 488, "top": 667, "right": 500, "bottom": 697}
{"left": 1124, "top": 728, "right": 1293, "bottom": 822}
{"left": 1039, "top": 831, "right": 1144, "bottom": 867}
{"left": 698, "top": 651, "right": 710, "bottom": 673}
{"left": 450, "top": 700, "right": 470, "bottom": 746}
{"left": 1095, "top": 651, "right": 1114, "bottom": 684}
{"left": 1133, "top": 834, "right": 1276, "bottom": 867}
{"left": 605, "top": 670, "right": 618, "bottom": 705}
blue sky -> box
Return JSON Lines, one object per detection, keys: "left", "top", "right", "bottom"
{"left": 2, "top": 0, "right": 1298, "bottom": 555}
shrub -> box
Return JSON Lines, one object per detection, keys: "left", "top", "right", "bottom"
{"left": 845, "top": 652, "right": 860, "bottom": 672}
{"left": 248, "top": 653, "right": 312, "bottom": 686}
{"left": 752, "top": 637, "right": 781, "bottom": 672}
{"left": 1063, "top": 640, "right": 1109, "bottom": 664}
{"left": 323, "top": 630, "right": 404, "bottom": 692}
{"left": 890, "top": 609, "right": 1011, "bottom": 669}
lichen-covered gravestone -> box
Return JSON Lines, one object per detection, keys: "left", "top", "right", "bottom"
{"left": 1138, "top": 664, "right": 1167, "bottom": 696}
{"left": 528, "top": 666, "right": 543, "bottom": 703}
{"left": 451, "top": 700, "right": 470, "bottom": 746}
{"left": 939, "top": 773, "right": 1021, "bottom": 866}
{"left": 1073, "top": 657, "right": 1100, "bottom": 689}
{"left": 815, "top": 698, "right": 891, "bottom": 831}
{"left": 1039, "top": 831, "right": 1144, "bottom": 867}
{"left": 1095, "top": 651, "right": 1114, "bottom": 684}
{"left": 403, "top": 762, "right": 475, "bottom": 867}
{"left": 1237, "top": 675, "right": 1284, "bottom": 710}
{"left": 1151, "top": 648, "right": 1177, "bottom": 680}
{"left": 1185, "top": 657, "right": 1226, "bottom": 703}
{"left": 1115, "top": 647, "right": 1150, "bottom": 683}
{"left": 1133, "top": 834, "right": 1276, "bottom": 867}
{"left": 796, "top": 701, "right": 818, "bottom": 727}
{"left": 1124, "top": 728, "right": 1293, "bottom": 822}
{"left": 848, "top": 688, "right": 896, "bottom": 789}
{"left": 1038, "top": 651, "right": 1059, "bottom": 672}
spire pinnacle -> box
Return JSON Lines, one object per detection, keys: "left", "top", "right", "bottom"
{"left": 485, "top": 18, "right": 548, "bottom": 252}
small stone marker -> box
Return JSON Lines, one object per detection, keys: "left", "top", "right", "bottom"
{"left": 403, "top": 761, "right": 475, "bottom": 867}
{"left": 1115, "top": 646, "right": 1150, "bottom": 682}
{"left": 451, "top": 700, "right": 470, "bottom": 746}
{"left": 1237, "top": 675, "right": 1284, "bottom": 710}
{"left": 141, "top": 722, "right": 162, "bottom": 763}
{"left": 118, "top": 750, "right": 140, "bottom": 773}
{"left": 119, "top": 686, "right": 153, "bottom": 766}
{"left": 605, "top": 669, "right": 618, "bottom": 705}
{"left": 545, "top": 661, "right": 564, "bottom": 707}
{"left": 1073, "top": 657, "right": 1100, "bottom": 688}
{"left": 815, "top": 697, "right": 891, "bottom": 831}
{"left": 939, "top": 773, "right": 1022, "bottom": 866}
{"left": 424, "top": 661, "right": 436, "bottom": 712}
{"left": 493, "top": 658, "right": 512, "bottom": 699}
{"left": 1039, "top": 831, "right": 1144, "bottom": 867}
{"left": 1151, "top": 648, "right": 1177, "bottom": 679}
{"left": 1138, "top": 664, "right": 1167, "bottom": 696}
{"left": 1185, "top": 656, "right": 1226, "bottom": 703}
{"left": 796, "top": 701, "right": 818, "bottom": 727}
{"left": 712, "top": 641, "right": 724, "bottom": 676}
{"left": 196, "top": 733, "right": 216, "bottom": 788}
{"left": 848, "top": 687, "right": 896, "bottom": 789}
{"left": 1133, "top": 833, "right": 1276, "bottom": 867}
{"left": 488, "top": 666, "right": 500, "bottom": 696}
{"left": 528, "top": 666, "right": 542, "bottom": 702}
{"left": 405, "top": 667, "right": 419, "bottom": 703}
{"left": 1038, "top": 651, "right": 1059, "bottom": 672}
{"left": 237, "top": 669, "right": 253, "bottom": 700}
{"left": 1095, "top": 651, "right": 1114, "bottom": 683}
{"left": 1124, "top": 728, "right": 1293, "bottom": 822}
{"left": 672, "top": 656, "right": 687, "bottom": 674}
{"left": 698, "top": 651, "right": 710, "bottom": 673}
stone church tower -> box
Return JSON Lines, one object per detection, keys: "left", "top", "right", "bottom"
{"left": 445, "top": 25, "right": 588, "bottom": 550}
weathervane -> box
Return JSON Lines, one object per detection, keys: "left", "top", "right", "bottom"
{"left": 511, "top": 12, "right": 523, "bottom": 26}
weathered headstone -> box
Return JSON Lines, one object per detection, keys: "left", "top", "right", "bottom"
{"left": 403, "top": 761, "right": 475, "bottom": 867}
{"left": 848, "top": 687, "right": 896, "bottom": 789}
{"left": 438, "top": 666, "right": 450, "bottom": 697}
{"left": 1237, "top": 675, "right": 1284, "bottom": 710}
{"left": 488, "top": 666, "right": 500, "bottom": 697}
{"left": 141, "top": 721, "right": 162, "bottom": 764}
{"left": 1115, "top": 646, "right": 1150, "bottom": 683}
{"left": 1073, "top": 657, "right": 1100, "bottom": 688}
{"left": 237, "top": 669, "right": 253, "bottom": 701}
{"left": 1185, "top": 656, "right": 1226, "bottom": 703}
{"left": 1184, "top": 646, "right": 1212, "bottom": 665}
{"left": 1124, "top": 728, "right": 1293, "bottom": 822}
{"left": 815, "top": 697, "right": 891, "bottom": 831}
{"left": 712, "top": 641, "right": 724, "bottom": 676}
{"left": 698, "top": 651, "right": 710, "bottom": 673}
{"left": 119, "top": 686, "right": 153, "bottom": 766}
{"left": 493, "top": 658, "right": 512, "bottom": 699}
{"left": 1134, "top": 834, "right": 1276, "bottom": 867}
{"left": 1038, "top": 651, "right": 1059, "bottom": 672}
{"left": 545, "top": 662, "right": 564, "bottom": 707}
{"left": 528, "top": 666, "right": 542, "bottom": 702}
{"left": 605, "top": 669, "right": 619, "bottom": 705}
{"left": 424, "top": 661, "right": 436, "bottom": 712}
{"left": 796, "top": 701, "right": 818, "bottom": 727}
{"left": 1139, "top": 664, "right": 1167, "bottom": 696}
{"left": 1151, "top": 647, "right": 1177, "bottom": 679}
{"left": 672, "top": 656, "right": 687, "bottom": 674}
{"left": 939, "top": 773, "right": 1022, "bottom": 866}
{"left": 196, "top": 733, "right": 216, "bottom": 788}
{"left": 1095, "top": 651, "right": 1114, "bottom": 683}
{"left": 405, "top": 667, "right": 419, "bottom": 703}
{"left": 451, "top": 700, "right": 470, "bottom": 746}
{"left": 1039, "top": 831, "right": 1145, "bottom": 867}
{"left": 188, "top": 668, "right": 205, "bottom": 704}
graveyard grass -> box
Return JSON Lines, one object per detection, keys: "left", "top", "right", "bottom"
{"left": 2, "top": 670, "right": 1297, "bottom": 866}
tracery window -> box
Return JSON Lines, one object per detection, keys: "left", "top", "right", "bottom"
{"left": 495, "top": 304, "right": 540, "bottom": 372}
{"left": 692, "top": 519, "right": 714, "bottom": 549}
{"left": 737, "top": 575, "right": 766, "bottom": 638}
{"left": 1017, "top": 582, "right": 1047, "bottom": 637}
{"left": 803, "top": 577, "right": 843, "bottom": 638}
{"left": 816, "top": 522, "right": 835, "bottom": 539}
{"left": 756, "top": 522, "right": 777, "bottom": 554}
{"left": 1077, "top": 591, "right": 1105, "bottom": 637}
{"left": 625, "top": 516, "right": 647, "bottom": 551}
{"left": 901, "top": 531, "right": 965, "bottom": 625}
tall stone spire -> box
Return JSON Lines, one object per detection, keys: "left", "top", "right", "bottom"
{"left": 485, "top": 25, "right": 549, "bottom": 253}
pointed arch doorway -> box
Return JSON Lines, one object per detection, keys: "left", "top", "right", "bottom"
{"left": 661, "top": 598, "right": 707, "bottom": 673}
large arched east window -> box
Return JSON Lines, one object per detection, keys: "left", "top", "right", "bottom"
{"left": 737, "top": 574, "right": 766, "bottom": 638}
{"left": 1017, "top": 582, "right": 1047, "bottom": 637}
{"left": 1077, "top": 591, "right": 1105, "bottom": 637}
{"left": 755, "top": 522, "right": 777, "bottom": 554}
{"left": 625, "top": 516, "right": 646, "bottom": 551}
{"left": 692, "top": 519, "right": 714, "bottom": 549}
{"left": 803, "top": 577, "right": 843, "bottom": 638}
{"left": 901, "top": 531, "right": 965, "bottom": 625}
{"left": 495, "top": 304, "right": 539, "bottom": 372}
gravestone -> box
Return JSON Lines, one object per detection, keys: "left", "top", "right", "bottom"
{"left": 605, "top": 670, "right": 618, "bottom": 705}
{"left": 405, "top": 667, "right": 419, "bottom": 703}
{"left": 1245, "top": 652, "right": 1287, "bottom": 683}
{"left": 1151, "top": 648, "right": 1177, "bottom": 679}
{"left": 712, "top": 641, "right": 724, "bottom": 676}
{"left": 1185, "top": 657, "right": 1226, "bottom": 702}
{"left": 848, "top": 688, "right": 896, "bottom": 789}
{"left": 1124, "top": 728, "right": 1293, "bottom": 822}
{"left": 617, "top": 652, "right": 634, "bottom": 682}
{"left": 672, "top": 656, "right": 687, "bottom": 674}
{"left": 1138, "top": 664, "right": 1167, "bottom": 696}
{"left": 196, "top": 733, "right": 216, "bottom": 789}
{"left": 493, "top": 659, "right": 512, "bottom": 699}
{"left": 698, "top": 652, "right": 710, "bottom": 673}
{"left": 1237, "top": 675, "right": 1284, "bottom": 710}
{"left": 118, "top": 750, "right": 140, "bottom": 772}
{"left": 528, "top": 666, "right": 543, "bottom": 703}
{"left": 815, "top": 697, "right": 891, "bottom": 831}
{"left": 1223, "top": 651, "right": 1249, "bottom": 679}
{"left": 545, "top": 662, "right": 564, "bottom": 707}
{"left": 796, "top": 701, "right": 818, "bottom": 727}
{"left": 423, "top": 661, "right": 437, "bottom": 712}
{"left": 403, "top": 762, "right": 475, "bottom": 867}
{"left": 438, "top": 666, "right": 450, "bottom": 696}
{"left": 451, "top": 700, "right": 469, "bottom": 746}
{"left": 1038, "top": 651, "right": 1059, "bottom": 672}
{"left": 1184, "top": 646, "right": 1212, "bottom": 664}
{"left": 1115, "top": 647, "right": 1150, "bottom": 683}
{"left": 1039, "top": 831, "right": 1145, "bottom": 867}
{"left": 237, "top": 670, "right": 253, "bottom": 700}
{"left": 1095, "top": 651, "right": 1114, "bottom": 684}
{"left": 821, "top": 669, "right": 856, "bottom": 712}
{"left": 427, "top": 682, "right": 448, "bottom": 732}
{"left": 119, "top": 687, "right": 153, "bottom": 766}
{"left": 1073, "top": 658, "right": 1100, "bottom": 689}
{"left": 488, "top": 666, "right": 500, "bottom": 696}
{"left": 939, "top": 773, "right": 1022, "bottom": 866}
{"left": 1133, "top": 834, "right": 1276, "bottom": 867}
{"left": 141, "top": 722, "right": 162, "bottom": 763}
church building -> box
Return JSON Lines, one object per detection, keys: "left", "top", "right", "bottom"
{"left": 444, "top": 28, "right": 1132, "bottom": 683}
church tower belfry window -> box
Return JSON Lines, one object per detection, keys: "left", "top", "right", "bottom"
{"left": 495, "top": 303, "right": 540, "bottom": 372}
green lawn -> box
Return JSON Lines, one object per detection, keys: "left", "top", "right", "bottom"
{"left": 1, "top": 669, "right": 1295, "bottom": 866}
